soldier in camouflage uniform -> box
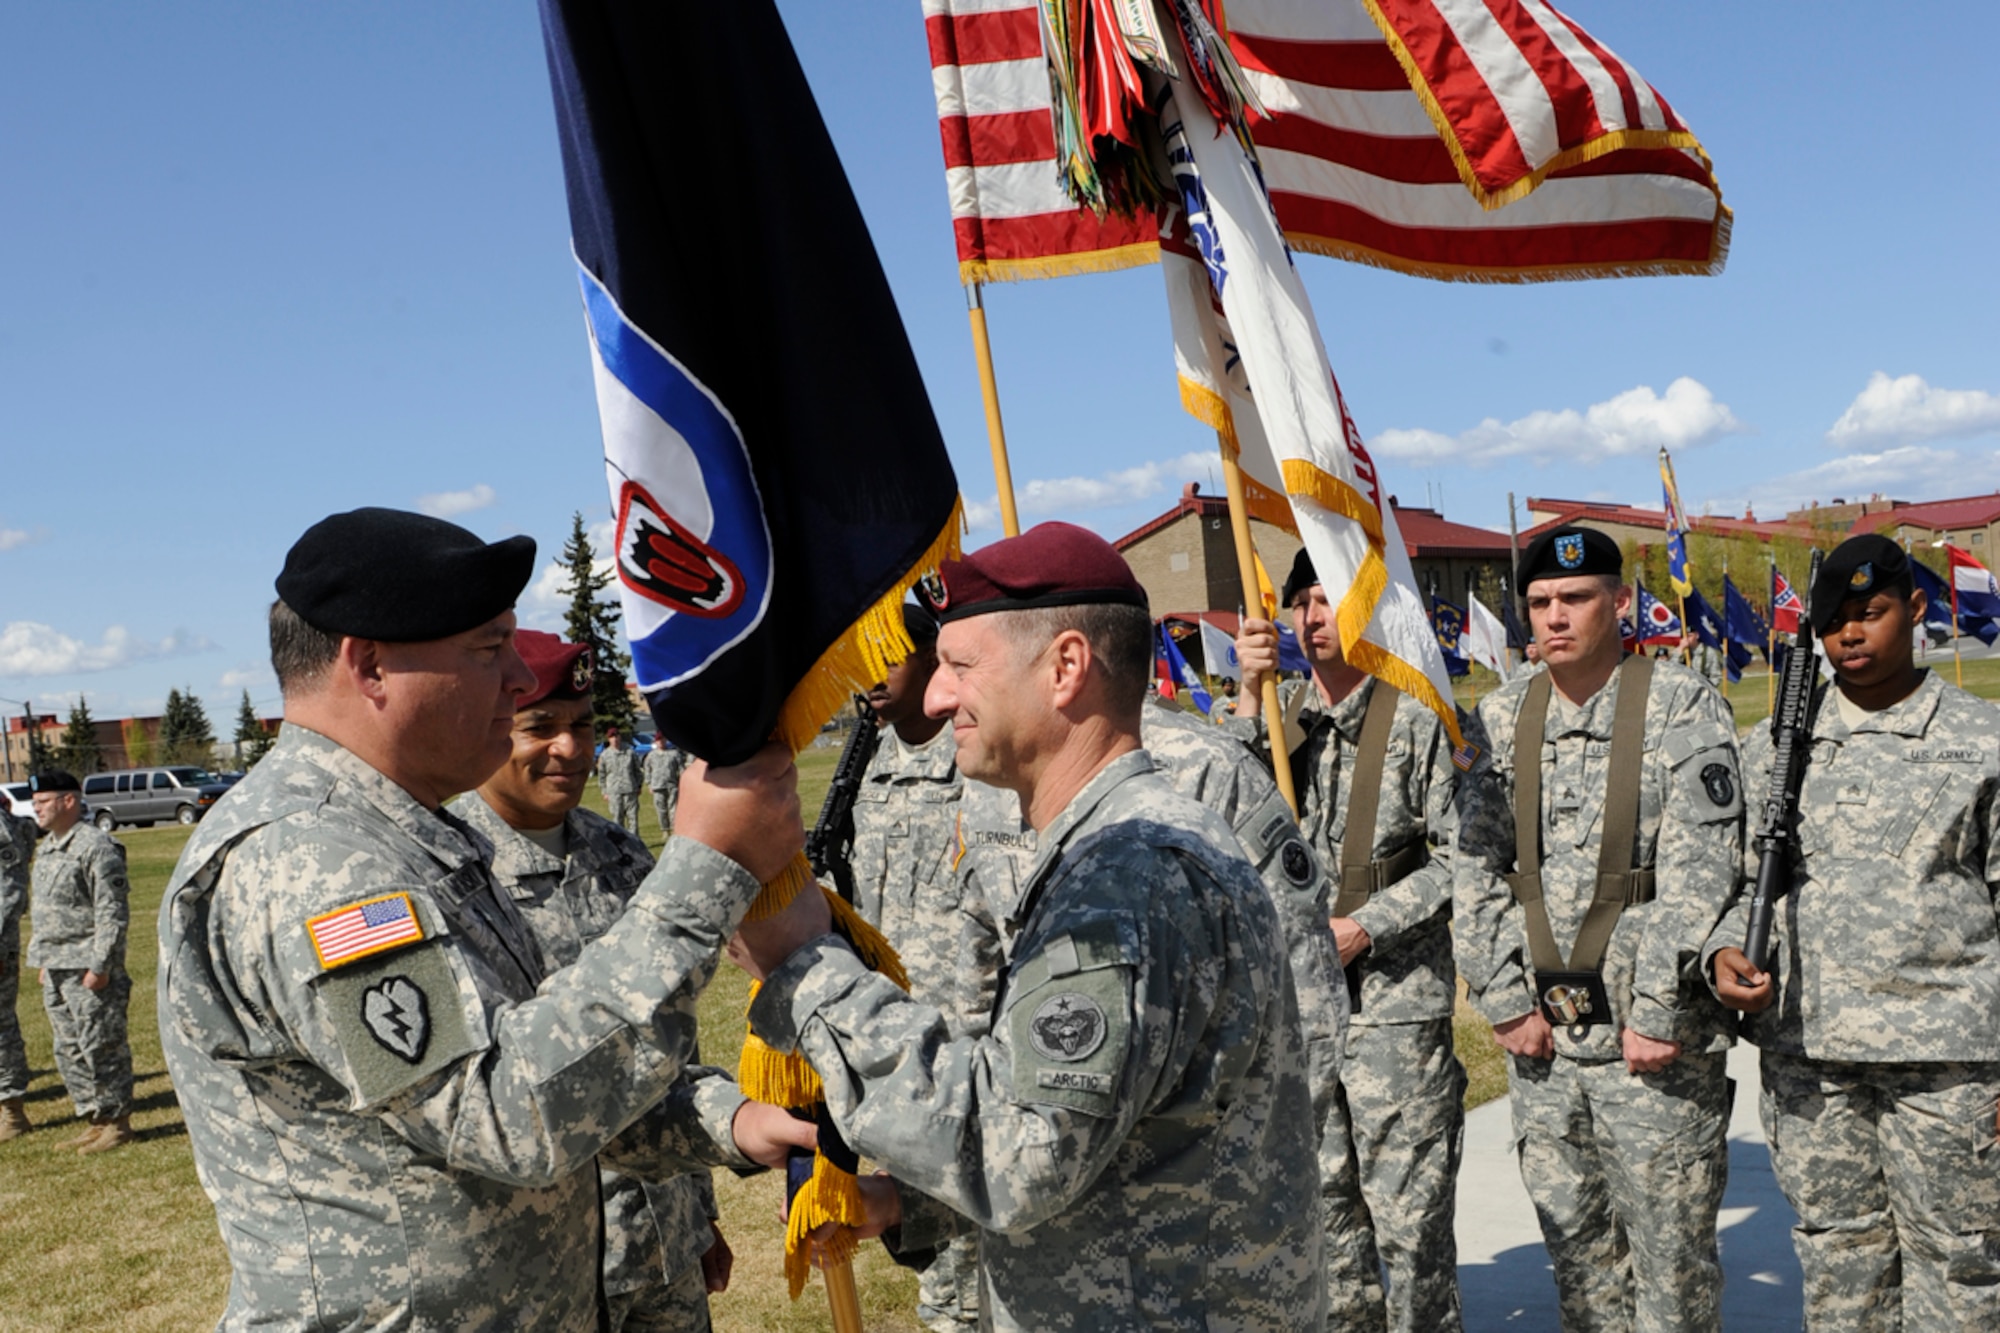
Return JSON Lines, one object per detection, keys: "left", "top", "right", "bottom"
{"left": 850, "top": 602, "right": 983, "bottom": 1331}
{"left": 1706, "top": 536, "right": 2000, "bottom": 1332}
{"left": 1457, "top": 527, "right": 1742, "bottom": 1333}
{"left": 26, "top": 769, "right": 135, "bottom": 1153}
{"left": 461, "top": 629, "right": 729, "bottom": 1333}
{"left": 0, "top": 803, "right": 36, "bottom": 1141}
{"left": 733, "top": 524, "right": 1324, "bottom": 1332}
{"left": 597, "top": 726, "right": 644, "bottom": 834}
{"left": 1231, "top": 546, "right": 1471, "bottom": 1333}
{"left": 644, "top": 742, "right": 688, "bottom": 839}
{"left": 158, "top": 509, "right": 814, "bottom": 1331}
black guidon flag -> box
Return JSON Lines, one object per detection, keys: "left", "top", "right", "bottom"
{"left": 540, "top": 0, "right": 962, "bottom": 767}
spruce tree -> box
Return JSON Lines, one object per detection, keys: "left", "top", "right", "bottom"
{"left": 559, "top": 511, "right": 638, "bottom": 736}
{"left": 160, "top": 686, "right": 216, "bottom": 766}
{"left": 234, "top": 690, "right": 273, "bottom": 767}
{"left": 57, "top": 696, "right": 101, "bottom": 774}
{"left": 24, "top": 709, "right": 55, "bottom": 774}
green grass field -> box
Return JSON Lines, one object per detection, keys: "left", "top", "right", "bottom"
{"left": 28, "top": 653, "right": 1998, "bottom": 1329}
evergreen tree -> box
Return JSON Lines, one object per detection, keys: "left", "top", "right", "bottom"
{"left": 57, "top": 696, "right": 101, "bottom": 774}
{"left": 24, "top": 709, "right": 56, "bottom": 774}
{"left": 234, "top": 690, "right": 274, "bottom": 767}
{"left": 159, "top": 686, "right": 217, "bottom": 766}
{"left": 559, "top": 511, "right": 638, "bottom": 736}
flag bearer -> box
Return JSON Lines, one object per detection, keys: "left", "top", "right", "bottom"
{"left": 1456, "top": 526, "right": 1742, "bottom": 1333}
{"left": 1708, "top": 534, "right": 2000, "bottom": 1332}
{"left": 1236, "top": 548, "right": 1472, "bottom": 1333}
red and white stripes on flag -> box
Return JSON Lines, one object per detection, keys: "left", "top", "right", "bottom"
{"left": 924, "top": 0, "right": 1728, "bottom": 284}
{"left": 306, "top": 893, "right": 424, "bottom": 969}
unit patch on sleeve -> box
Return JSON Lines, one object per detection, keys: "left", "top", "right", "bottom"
{"left": 307, "top": 892, "right": 425, "bottom": 970}
{"left": 1028, "top": 992, "right": 1107, "bottom": 1062}
{"left": 362, "top": 977, "right": 430, "bottom": 1063}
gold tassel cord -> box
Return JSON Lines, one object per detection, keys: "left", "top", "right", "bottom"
{"left": 734, "top": 500, "right": 956, "bottom": 1300}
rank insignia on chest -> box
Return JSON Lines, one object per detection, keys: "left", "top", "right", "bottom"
{"left": 307, "top": 892, "right": 425, "bottom": 969}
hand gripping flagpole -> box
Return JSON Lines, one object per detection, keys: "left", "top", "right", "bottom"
{"left": 1217, "top": 435, "right": 1302, "bottom": 819}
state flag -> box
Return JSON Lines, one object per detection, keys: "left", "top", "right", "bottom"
{"left": 542, "top": 0, "right": 962, "bottom": 766}
{"left": 1635, "top": 581, "right": 1683, "bottom": 646}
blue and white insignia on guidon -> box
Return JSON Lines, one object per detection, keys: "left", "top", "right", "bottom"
{"left": 579, "top": 261, "right": 774, "bottom": 692}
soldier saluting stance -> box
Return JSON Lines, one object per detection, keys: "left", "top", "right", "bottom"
{"left": 1707, "top": 535, "right": 2000, "bottom": 1331}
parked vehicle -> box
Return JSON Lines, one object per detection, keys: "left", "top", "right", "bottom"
{"left": 79, "top": 766, "right": 232, "bottom": 830}
{"left": 2, "top": 783, "right": 33, "bottom": 819}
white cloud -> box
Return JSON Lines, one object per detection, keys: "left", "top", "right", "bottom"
{"left": 1701, "top": 445, "right": 2000, "bottom": 518}
{"left": 1825, "top": 372, "right": 2000, "bottom": 452}
{"left": 0, "top": 622, "right": 216, "bottom": 678}
{"left": 964, "top": 451, "right": 1217, "bottom": 533}
{"left": 416, "top": 483, "right": 497, "bottom": 519}
{"left": 218, "top": 667, "right": 273, "bottom": 690}
{"left": 1371, "top": 377, "right": 1743, "bottom": 467}
{"left": 0, "top": 526, "right": 29, "bottom": 552}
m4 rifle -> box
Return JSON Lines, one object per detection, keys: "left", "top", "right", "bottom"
{"left": 1743, "top": 549, "right": 1823, "bottom": 972}
{"left": 806, "top": 697, "right": 881, "bottom": 905}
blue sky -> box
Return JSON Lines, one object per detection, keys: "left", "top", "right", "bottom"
{"left": 3, "top": 2, "right": 1997, "bottom": 724}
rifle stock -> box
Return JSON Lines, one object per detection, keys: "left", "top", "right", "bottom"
{"left": 1742, "top": 549, "right": 1823, "bottom": 972}
{"left": 806, "top": 698, "right": 881, "bottom": 904}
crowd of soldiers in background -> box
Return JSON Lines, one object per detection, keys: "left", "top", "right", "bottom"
{"left": 3, "top": 508, "right": 1993, "bottom": 1333}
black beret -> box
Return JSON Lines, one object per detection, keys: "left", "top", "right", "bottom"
{"left": 29, "top": 770, "right": 80, "bottom": 794}
{"left": 1281, "top": 547, "right": 1317, "bottom": 608}
{"left": 901, "top": 600, "right": 940, "bottom": 650}
{"left": 1810, "top": 535, "right": 1912, "bottom": 636}
{"left": 920, "top": 522, "right": 1148, "bottom": 626}
{"left": 1518, "top": 525, "right": 1622, "bottom": 587}
{"left": 276, "top": 508, "right": 537, "bottom": 642}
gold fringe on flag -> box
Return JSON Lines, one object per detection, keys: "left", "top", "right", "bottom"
{"left": 733, "top": 497, "right": 957, "bottom": 1299}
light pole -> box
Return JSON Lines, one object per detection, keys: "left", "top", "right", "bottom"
{"left": 0, "top": 697, "right": 34, "bottom": 784}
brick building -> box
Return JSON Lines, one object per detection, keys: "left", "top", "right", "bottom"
{"left": 1113, "top": 482, "right": 1514, "bottom": 617}
{"left": 2, "top": 710, "right": 280, "bottom": 782}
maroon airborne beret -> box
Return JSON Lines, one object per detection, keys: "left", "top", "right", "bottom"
{"left": 513, "top": 629, "right": 593, "bottom": 708}
{"left": 920, "top": 522, "right": 1149, "bottom": 626}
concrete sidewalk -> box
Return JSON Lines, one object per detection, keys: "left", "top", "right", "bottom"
{"left": 1454, "top": 1044, "right": 1803, "bottom": 1329}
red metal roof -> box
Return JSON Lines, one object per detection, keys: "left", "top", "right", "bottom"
{"left": 1850, "top": 494, "right": 2000, "bottom": 534}
{"left": 1521, "top": 498, "right": 1812, "bottom": 544}
{"left": 1115, "top": 485, "right": 1513, "bottom": 559}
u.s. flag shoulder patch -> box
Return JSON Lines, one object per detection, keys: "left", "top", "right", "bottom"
{"left": 307, "top": 892, "right": 425, "bottom": 970}
{"left": 1452, "top": 741, "right": 1483, "bottom": 773}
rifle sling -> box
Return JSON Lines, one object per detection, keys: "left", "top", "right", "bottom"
{"left": 1333, "top": 682, "right": 1415, "bottom": 919}
{"left": 1507, "top": 653, "right": 1655, "bottom": 976}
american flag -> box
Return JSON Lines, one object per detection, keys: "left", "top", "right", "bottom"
{"left": 307, "top": 893, "right": 424, "bottom": 969}
{"left": 1770, "top": 569, "right": 1803, "bottom": 636}
{"left": 924, "top": 0, "right": 1729, "bottom": 284}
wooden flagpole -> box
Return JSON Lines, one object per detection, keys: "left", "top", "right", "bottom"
{"left": 1950, "top": 557, "right": 1965, "bottom": 687}
{"left": 1216, "top": 437, "right": 1301, "bottom": 818}
{"left": 966, "top": 282, "right": 1021, "bottom": 538}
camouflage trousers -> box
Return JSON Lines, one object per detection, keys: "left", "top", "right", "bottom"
{"left": 1759, "top": 1051, "right": 2000, "bottom": 1333}
{"left": 1322, "top": 1017, "right": 1466, "bottom": 1332}
{"left": 651, "top": 791, "right": 677, "bottom": 839}
{"left": 607, "top": 1257, "right": 712, "bottom": 1333}
{"left": 41, "top": 965, "right": 133, "bottom": 1120}
{"left": 607, "top": 791, "right": 641, "bottom": 835}
{"left": 916, "top": 1231, "right": 981, "bottom": 1332}
{"left": 1507, "top": 1047, "right": 1730, "bottom": 1333}
{"left": 0, "top": 927, "right": 26, "bottom": 1101}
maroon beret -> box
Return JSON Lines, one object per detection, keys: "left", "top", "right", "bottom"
{"left": 921, "top": 522, "right": 1148, "bottom": 626}
{"left": 514, "top": 629, "right": 592, "bottom": 709}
